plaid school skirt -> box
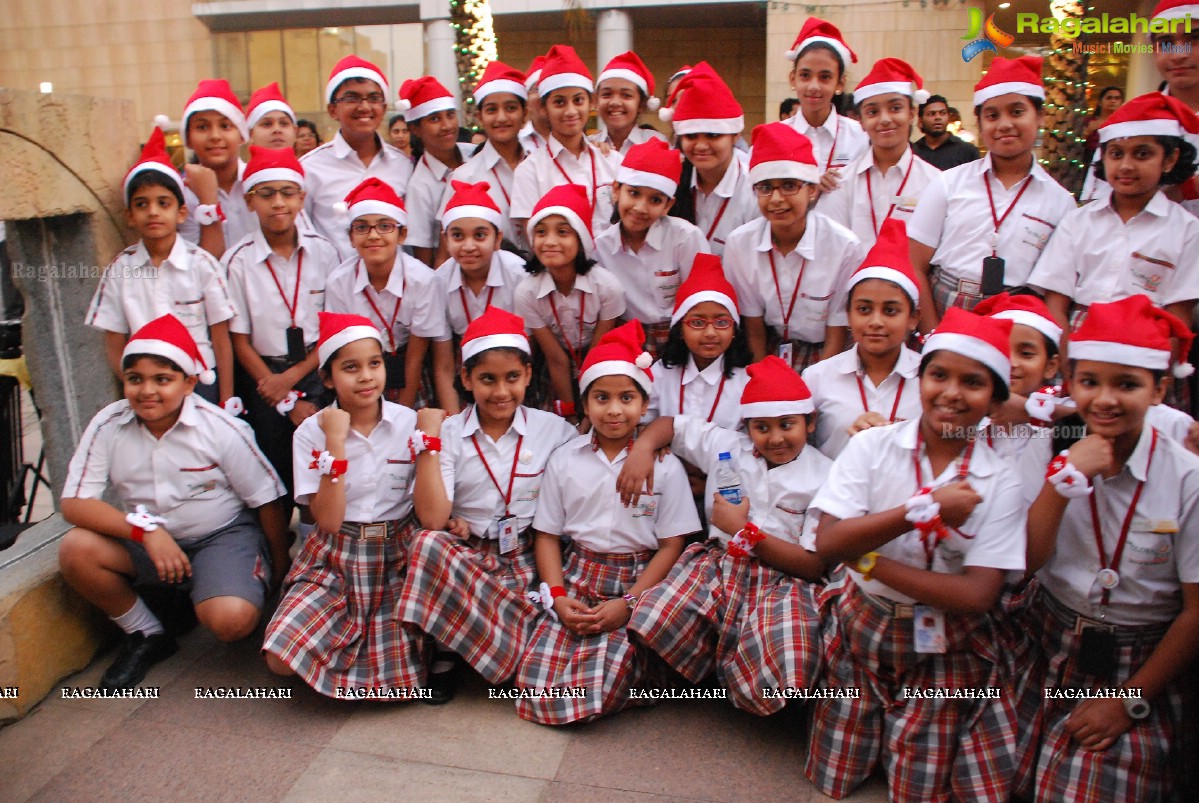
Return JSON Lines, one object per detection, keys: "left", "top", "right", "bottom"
{"left": 262, "top": 516, "right": 428, "bottom": 699}
{"left": 930, "top": 268, "right": 991, "bottom": 317}
{"left": 995, "top": 578, "right": 1049, "bottom": 800}
{"left": 628, "top": 540, "right": 822, "bottom": 716}
{"left": 766, "top": 328, "right": 823, "bottom": 376}
{"left": 804, "top": 579, "right": 1016, "bottom": 802}
{"left": 525, "top": 338, "right": 588, "bottom": 413}
{"left": 641, "top": 320, "right": 672, "bottom": 362}
{"left": 1015, "top": 588, "right": 1187, "bottom": 803}
{"left": 514, "top": 544, "right": 656, "bottom": 725}
{"left": 397, "top": 527, "right": 539, "bottom": 684}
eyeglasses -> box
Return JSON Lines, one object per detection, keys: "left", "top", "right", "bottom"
{"left": 752, "top": 180, "right": 807, "bottom": 197}
{"left": 332, "top": 93, "right": 387, "bottom": 107}
{"left": 349, "top": 221, "right": 401, "bottom": 236}
{"left": 247, "top": 186, "right": 301, "bottom": 200}
{"left": 682, "top": 317, "right": 735, "bottom": 331}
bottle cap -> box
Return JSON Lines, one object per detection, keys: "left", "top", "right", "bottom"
{"left": 718, "top": 452, "right": 731, "bottom": 460}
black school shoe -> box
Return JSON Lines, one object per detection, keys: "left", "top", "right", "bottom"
{"left": 98, "top": 632, "right": 178, "bottom": 691}
{"left": 422, "top": 657, "right": 460, "bottom": 705}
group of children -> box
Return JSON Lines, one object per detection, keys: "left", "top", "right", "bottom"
{"left": 55, "top": 5, "right": 1199, "bottom": 801}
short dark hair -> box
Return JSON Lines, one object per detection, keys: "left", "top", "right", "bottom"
{"left": 919, "top": 351, "right": 1011, "bottom": 403}
{"left": 918, "top": 94, "right": 948, "bottom": 117}
{"left": 125, "top": 171, "right": 184, "bottom": 208}
{"left": 973, "top": 96, "right": 1043, "bottom": 117}
{"left": 388, "top": 114, "right": 406, "bottom": 129}
{"left": 122, "top": 353, "right": 185, "bottom": 375}
{"left": 1092, "top": 86, "right": 1124, "bottom": 117}
{"left": 1094, "top": 136, "right": 1198, "bottom": 186}
{"left": 779, "top": 98, "right": 800, "bottom": 118}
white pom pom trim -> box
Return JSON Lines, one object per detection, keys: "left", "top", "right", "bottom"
{"left": 153, "top": 114, "right": 171, "bottom": 129}
{"left": 784, "top": 48, "right": 799, "bottom": 60}
{"left": 1174, "top": 362, "right": 1195, "bottom": 379}
{"left": 646, "top": 96, "right": 661, "bottom": 112}
{"left": 659, "top": 106, "right": 674, "bottom": 123}
{"left": 332, "top": 201, "right": 348, "bottom": 215}
{"left": 395, "top": 98, "right": 412, "bottom": 112}
{"left": 913, "top": 89, "right": 931, "bottom": 105}
{"left": 635, "top": 352, "right": 652, "bottom": 370}
{"left": 199, "top": 369, "right": 217, "bottom": 385}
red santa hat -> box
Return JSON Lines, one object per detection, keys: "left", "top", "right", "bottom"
{"left": 740, "top": 356, "right": 815, "bottom": 419}
{"left": 784, "top": 18, "right": 857, "bottom": 66}
{"left": 182, "top": 79, "right": 248, "bottom": 141}
{"left": 398, "top": 75, "right": 457, "bottom": 123}
{"left": 123, "top": 128, "right": 184, "bottom": 205}
{"left": 1099, "top": 91, "right": 1199, "bottom": 144}
{"left": 660, "top": 63, "right": 744, "bottom": 135}
{"left": 461, "top": 306, "right": 531, "bottom": 362}
{"left": 922, "top": 307, "right": 1013, "bottom": 388}
{"left": 340, "top": 177, "right": 407, "bottom": 226}
{"left": 246, "top": 82, "right": 296, "bottom": 130}
{"left": 1069, "top": 294, "right": 1194, "bottom": 378}
{"left": 537, "top": 45, "right": 593, "bottom": 96}
{"left": 853, "top": 58, "right": 929, "bottom": 106}
{"left": 616, "top": 139, "right": 683, "bottom": 197}
{"left": 847, "top": 219, "right": 921, "bottom": 308}
{"left": 442, "top": 179, "right": 504, "bottom": 230}
{"left": 598, "top": 51, "right": 660, "bottom": 112}
{"left": 317, "top": 311, "right": 384, "bottom": 368}
{"left": 243, "top": 145, "right": 305, "bottom": 191}
{"left": 123, "top": 314, "right": 215, "bottom": 385}
{"left": 578, "top": 320, "right": 654, "bottom": 396}
{"left": 473, "top": 60, "right": 528, "bottom": 104}
{"left": 1152, "top": 0, "right": 1199, "bottom": 21}
{"left": 527, "top": 184, "right": 594, "bottom": 257}
{"left": 972, "top": 55, "right": 1045, "bottom": 109}
{"left": 671, "top": 253, "right": 740, "bottom": 326}
{"left": 325, "top": 55, "right": 389, "bottom": 106}
{"left": 973, "top": 291, "right": 1062, "bottom": 345}
{"left": 524, "top": 55, "right": 547, "bottom": 92}
{"left": 748, "top": 122, "right": 820, "bottom": 185}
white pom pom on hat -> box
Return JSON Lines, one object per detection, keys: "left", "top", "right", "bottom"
{"left": 153, "top": 114, "right": 171, "bottom": 128}
{"left": 913, "top": 88, "right": 931, "bottom": 105}
{"left": 635, "top": 351, "right": 652, "bottom": 370}
{"left": 199, "top": 369, "right": 217, "bottom": 385}
{"left": 658, "top": 106, "right": 674, "bottom": 123}
{"left": 647, "top": 96, "right": 661, "bottom": 112}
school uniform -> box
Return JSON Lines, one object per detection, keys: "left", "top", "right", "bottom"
{"left": 179, "top": 160, "right": 257, "bottom": 253}
{"left": 802, "top": 418, "right": 1026, "bottom": 801}
{"left": 801, "top": 344, "right": 921, "bottom": 460}
{"left": 907, "top": 154, "right": 1076, "bottom": 314}
{"left": 518, "top": 122, "right": 547, "bottom": 153}
{"left": 300, "top": 132, "right": 415, "bottom": 259}
{"left": 817, "top": 148, "right": 940, "bottom": 248}
{"left": 687, "top": 150, "right": 760, "bottom": 257}
{"left": 515, "top": 433, "right": 700, "bottom": 724}
{"left": 628, "top": 416, "right": 829, "bottom": 715}
{"left": 324, "top": 252, "right": 448, "bottom": 354}
{"left": 510, "top": 136, "right": 622, "bottom": 237}
{"left": 512, "top": 266, "right": 627, "bottom": 378}
{"left": 435, "top": 250, "right": 528, "bottom": 338}
{"left": 440, "top": 141, "right": 525, "bottom": 246}
{"left": 398, "top": 406, "right": 578, "bottom": 683}
{"left": 645, "top": 356, "right": 749, "bottom": 431}
{"left": 785, "top": 112, "right": 870, "bottom": 180}
{"left": 404, "top": 144, "right": 476, "bottom": 252}
{"left": 588, "top": 125, "right": 667, "bottom": 156}
{"left": 594, "top": 217, "right": 709, "bottom": 355}
{"left": 263, "top": 400, "right": 427, "bottom": 699}
{"left": 723, "top": 213, "right": 863, "bottom": 374}
{"left": 63, "top": 395, "right": 284, "bottom": 608}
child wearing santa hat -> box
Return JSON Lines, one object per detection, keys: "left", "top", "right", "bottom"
{"left": 595, "top": 139, "right": 710, "bottom": 357}
{"left": 519, "top": 54, "right": 551, "bottom": 153}
{"left": 514, "top": 320, "right": 700, "bottom": 724}
{"left": 88, "top": 128, "right": 236, "bottom": 407}
{"left": 247, "top": 82, "right": 298, "bottom": 151}
{"left": 1014, "top": 295, "right": 1199, "bottom": 801}
{"left": 617, "top": 354, "right": 829, "bottom": 715}
{"left": 724, "top": 122, "right": 864, "bottom": 375}
{"left": 806, "top": 307, "right": 1026, "bottom": 800}
{"left": 589, "top": 51, "right": 668, "bottom": 156}
{"left": 59, "top": 314, "right": 287, "bottom": 691}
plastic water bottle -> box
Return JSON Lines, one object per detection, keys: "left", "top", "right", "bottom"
{"left": 715, "top": 452, "right": 742, "bottom": 504}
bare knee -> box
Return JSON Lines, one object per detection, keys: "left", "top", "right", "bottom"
{"left": 195, "top": 597, "right": 260, "bottom": 642}
{"left": 264, "top": 652, "right": 295, "bottom": 676}
{"left": 58, "top": 528, "right": 126, "bottom": 581}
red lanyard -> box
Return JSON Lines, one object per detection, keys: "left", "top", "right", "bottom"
{"left": 459, "top": 285, "right": 496, "bottom": 325}
{"left": 912, "top": 428, "right": 975, "bottom": 567}
{"left": 490, "top": 166, "right": 511, "bottom": 206}
{"left": 679, "top": 372, "right": 727, "bottom": 423}
{"left": 422, "top": 154, "right": 448, "bottom": 184}
{"left": 983, "top": 172, "right": 1034, "bottom": 256}
{"left": 471, "top": 429, "right": 524, "bottom": 517}
{"left": 264, "top": 250, "right": 303, "bottom": 327}
{"left": 551, "top": 144, "right": 599, "bottom": 205}
{"left": 856, "top": 374, "right": 905, "bottom": 423}
{"left": 549, "top": 290, "right": 586, "bottom": 375}
{"left": 865, "top": 153, "right": 915, "bottom": 237}
{"left": 696, "top": 192, "right": 731, "bottom": 242}
{"left": 1089, "top": 428, "right": 1157, "bottom": 606}
{"left": 360, "top": 264, "right": 403, "bottom": 354}
{"left": 767, "top": 250, "right": 807, "bottom": 341}
{"left": 823, "top": 114, "right": 841, "bottom": 172}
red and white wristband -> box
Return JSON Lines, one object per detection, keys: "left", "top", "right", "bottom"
{"left": 125, "top": 504, "right": 167, "bottom": 543}
{"left": 527, "top": 582, "right": 567, "bottom": 622}
{"left": 310, "top": 449, "right": 348, "bottom": 483}
{"left": 904, "top": 488, "right": 947, "bottom": 540}
{"left": 409, "top": 430, "right": 442, "bottom": 456}
{"left": 1046, "top": 451, "right": 1091, "bottom": 498}
{"left": 193, "top": 203, "right": 226, "bottom": 227}
{"left": 726, "top": 522, "right": 766, "bottom": 558}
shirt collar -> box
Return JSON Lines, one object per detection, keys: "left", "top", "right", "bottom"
{"left": 896, "top": 418, "right": 996, "bottom": 478}
{"left": 690, "top": 152, "right": 743, "bottom": 199}
{"left": 753, "top": 215, "right": 816, "bottom": 259}
{"left": 1125, "top": 425, "right": 1158, "bottom": 481}
{"left": 444, "top": 257, "right": 504, "bottom": 292}
{"left": 133, "top": 236, "right": 192, "bottom": 271}
{"left": 796, "top": 111, "right": 839, "bottom": 138}
{"left": 838, "top": 345, "right": 921, "bottom": 379}
{"left": 534, "top": 269, "right": 593, "bottom": 299}
{"left": 853, "top": 146, "right": 913, "bottom": 177}
{"left": 682, "top": 354, "right": 725, "bottom": 385}
{"left": 461, "top": 405, "right": 529, "bottom": 438}
{"left": 248, "top": 227, "right": 309, "bottom": 265}
{"left": 352, "top": 255, "right": 406, "bottom": 296}
{"left": 332, "top": 130, "right": 388, "bottom": 161}
{"left": 981, "top": 152, "right": 1054, "bottom": 184}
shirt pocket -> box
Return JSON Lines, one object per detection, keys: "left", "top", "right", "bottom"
{"left": 178, "top": 463, "right": 224, "bottom": 499}
{"left": 385, "top": 458, "right": 414, "bottom": 493}
{"left": 308, "top": 288, "right": 326, "bottom": 312}
{"left": 1124, "top": 527, "right": 1175, "bottom": 578}
{"left": 173, "top": 297, "right": 206, "bottom": 326}
{"left": 768, "top": 503, "right": 808, "bottom": 545}
{"left": 1017, "top": 213, "right": 1056, "bottom": 256}
{"left": 653, "top": 268, "right": 681, "bottom": 308}
{"left": 512, "top": 469, "right": 546, "bottom": 505}
{"left": 1127, "top": 252, "right": 1175, "bottom": 298}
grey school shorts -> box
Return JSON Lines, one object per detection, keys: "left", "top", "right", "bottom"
{"left": 119, "top": 510, "right": 271, "bottom": 608}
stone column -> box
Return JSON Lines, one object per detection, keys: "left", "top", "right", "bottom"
{"left": 424, "top": 17, "right": 462, "bottom": 108}
{"left": 596, "top": 9, "right": 634, "bottom": 76}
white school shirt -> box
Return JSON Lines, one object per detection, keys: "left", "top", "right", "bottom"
{"left": 588, "top": 125, "right": 667, "bottom": 156}
{"left": 324, "top": 252, "right": 449, "bottom": 351}
{"left": 533, "top": 433, "right": 700, "bottom": 553}
{"left": 292, "top": 401, "right": 417, "bottom": 523}
{"left": 645, "top": 356, "right": 749, "bottom": 431}
{"left": 801, "top": 344, "right": 922, "bottom": 460}
{"left": 301, "top": 132, "right": 414, "bottom": 259}
{"left": 817, "top": 147, "right": 940, "bottom": 248}
{"left": 785, "top": 112, "right": 869, "bottom": 177}
{"left": 1027, "top": 190, "right": 1199, "bottom": 308}
{"left": 63, "top": 396, "right": 284, "bottom": 542}
{"left": 223, "top": 229, "right": 335, "bottom": 357}
{"left": 512, "top": 267, "right": 627, "bottom": 351}
{"left": 518, "top": 122, "right": 547, "bottom": 152}
{"left": 439, "top": 141, "right": 525, "bottom": 245}
{"left": 984, "top": 422, "right": 1052, "bottom": 466}
{"left": 180, "top": 160, "right": 257, "bottom": 254}
{"left": 1147, "top": 403, "right": 1197, "bottom": 447}
{"left": 594, "top": 216, "right": 710, "bottom": 327}
{"left": 907, "top": 154, "right": 1076, "bottom": 288}
{"left": 510, "top": 136, "right": 622, "bottom": 237}
{"left": 723, "top": 214, "right": 863, "bottom": 343}
{"left": 688, "top": 149, "right": 760, "bottom": 256}
{"left": 1018, "top": 425, "right": 1199, "bottom": 626}
{"left": 671, "top": 414, "right": 831, "bottom": 545}
{"left": 405, "top": 143, "right": 476, "bottom": 250}
{"left": 86, "top": 236, "right": 234, "bottom": 370}
{"left": 437, "top": 405, "right": 578, "bottom": 538}
{"left": 805, "top": 418, "right": 1026, "bottom": 604}
{"left": 435, "top": 250, "right": 528, "bottom": 337}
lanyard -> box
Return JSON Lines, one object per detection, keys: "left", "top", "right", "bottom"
{"left": 551, "top": 144, "right": 599, "bottom": 206}
{"left": 549, "top": 290, "right": 586, "bottom": 376}
{"left": 696, "top": 192, "right": 731, "bottom": 242}
{"left": 856, "top": 374, "right": 905, "bottom": 423}
{"left": 679, "top": 372, "right": 728, "bottom": 423}
{"left": 459, "top": 284, "right": 496, "bottom": 326}
{"left": 471, "top": 429, "right": 524, "bottom": 517}
{"left": 264, "top": 250, "right": 303, "bottom": 327}
{"left": 983, "top": 172, "right": 1034, "bottom": 257}
{"left": 1089, "top": 428, "right": 1157, "bottom": 606}
{"left": 422, "top": 154, "right": 448, "bottom": 184}
{"left": 767, "top": 250, "right": 807, "bottom": 341}
{"left": 823, "top": 114, "right": 841, "bottom": 172}
{"left": 360, "top": 263, "right": 404, "bottom": 354}
{"left": 912, "top": 428, "right": 976, "bottom": 568}
{"left": 490, "top": 166, "right": 511, "bottom": 206}
{"left": 865, "top": 153, "right": 915, "bottom": 237}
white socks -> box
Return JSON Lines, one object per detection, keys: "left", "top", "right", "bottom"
{"left": 111, "top": 597, "right": 165, "bottom": 636}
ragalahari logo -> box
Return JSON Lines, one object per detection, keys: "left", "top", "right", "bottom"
{"left": 962, "top": 8, "right": 1015, "bottom": 62}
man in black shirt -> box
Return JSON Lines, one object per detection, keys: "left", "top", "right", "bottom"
{"left": 911, "top": 94, "right": 979, "bottom": 170}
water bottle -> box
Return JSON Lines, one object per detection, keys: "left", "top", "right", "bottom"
{"left": 715, "top": 452, "right": 742, "bottom": 504}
